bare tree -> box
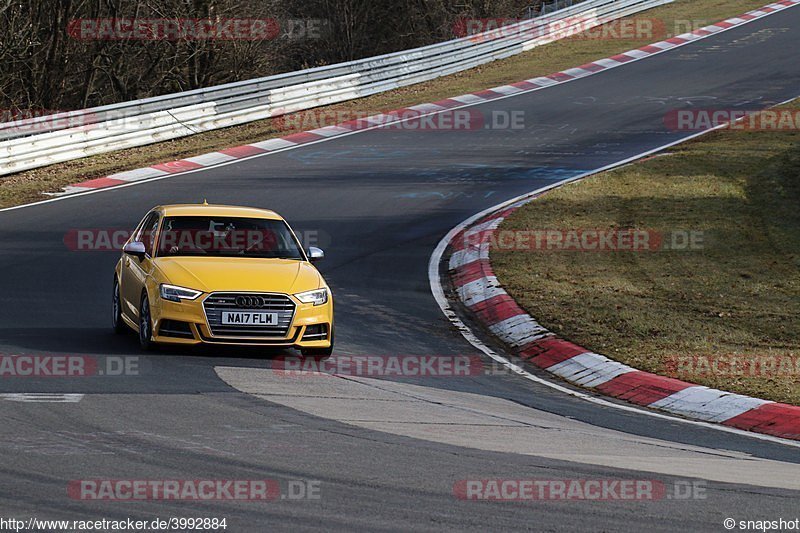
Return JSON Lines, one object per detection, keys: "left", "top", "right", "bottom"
{"left": 0, "top": 0, "right": 537, "bottom": 113}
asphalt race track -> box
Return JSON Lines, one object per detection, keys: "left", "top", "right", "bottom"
{"left": 0, "top": 7, "right": 799, "bottom": 531}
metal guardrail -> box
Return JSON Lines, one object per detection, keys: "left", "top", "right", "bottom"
{"left": 0, "top": 0, "right": 672, "bottom": 177}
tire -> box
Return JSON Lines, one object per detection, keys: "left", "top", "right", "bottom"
{"left": 112, "top": 277, "right": 127, "bottom": 334}
{"left": 301, "top": 327, "right": 334, "bottom": 358}
{"left": 138, "top": 293, "right": 155, "bottom": 351}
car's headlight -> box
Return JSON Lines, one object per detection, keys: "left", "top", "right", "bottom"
{"left": 294, "top": 288, "right": 328, "bottom": 306}
{"left": 160, "top": 284, "right": 202, "bottom": 302}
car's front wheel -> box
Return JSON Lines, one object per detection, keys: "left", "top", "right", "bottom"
{"left": 112, "top": 277, "right": 127, "bottom": 334}
{"left": 138, "top": 293, "right": 155, "bottom": 351}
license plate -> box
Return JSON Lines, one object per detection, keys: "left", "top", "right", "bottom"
{"left": 221, "top": 311, "right": 278, "bottom": 326}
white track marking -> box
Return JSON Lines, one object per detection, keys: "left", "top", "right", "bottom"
{"left": 248, "top": 138, "right": 297, "bottom": 151}
{"left": 488, "top": 315, "right": 550, "bottom": 347}
{"left": 649, "top": 387, "right": 772, "bottom": 423}
{"left": 457, "top": 276, "right": 506, "bottom": 307}
{"left": 0, "top": 393, "right": 84, "bottom": 403}
{"left": 182, "top": 152, "right": 237, "bottom": 166}
{"left": 108, "top": 167, "right": 169, "bottom": 182}
{"left": 547, "top": 353, "right": 636, "bottom": 387}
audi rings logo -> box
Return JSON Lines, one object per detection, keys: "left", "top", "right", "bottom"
{"left": 235, "top": 295, "right": 265, "bottom": 308}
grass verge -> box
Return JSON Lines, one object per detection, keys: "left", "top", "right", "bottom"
{"left": 0, "top": 0, "right": 772, "bottom": 208}
{"left": 493, "top": 100, "right": 800, "bottom": 405}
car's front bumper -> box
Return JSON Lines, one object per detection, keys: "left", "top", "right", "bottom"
{"left": 149, "top": 292, "right": 333, "bottom": 348}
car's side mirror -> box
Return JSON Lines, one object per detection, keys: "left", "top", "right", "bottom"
{"left": 307, "top": 247, "right": 324, "bottom": 262}
{"left": 123, "top": 241, "right": 147, "bottom": 260}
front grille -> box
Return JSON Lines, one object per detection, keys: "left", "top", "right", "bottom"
{"left": 203, "top": 292, "right": 295, "bottom": 338}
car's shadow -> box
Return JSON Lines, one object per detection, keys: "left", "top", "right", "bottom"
{"left": 0, "top": 326, "right": 300, "bottom": 358}
{"left": 0, "top": 327, "right": 325, "bottom": 395}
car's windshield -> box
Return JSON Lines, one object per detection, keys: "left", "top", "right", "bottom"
{"left": 156, "top": 216, "right": 305, "bottom": 259}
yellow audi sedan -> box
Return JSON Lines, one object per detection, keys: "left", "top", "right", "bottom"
{"left": 113, "top": 203, "right": 333, "bottom": 355}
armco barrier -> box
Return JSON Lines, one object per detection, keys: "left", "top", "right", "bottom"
{"left": 0, "top": 0, "right": 672, "bottom": 176}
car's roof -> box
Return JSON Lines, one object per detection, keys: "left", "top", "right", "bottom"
{"left": 157, "top": 204, "right": 283, "bottom": 220}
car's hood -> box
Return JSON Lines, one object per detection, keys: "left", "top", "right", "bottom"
{"left": 153, "top": 257, "right": 323, "bottom": 295}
